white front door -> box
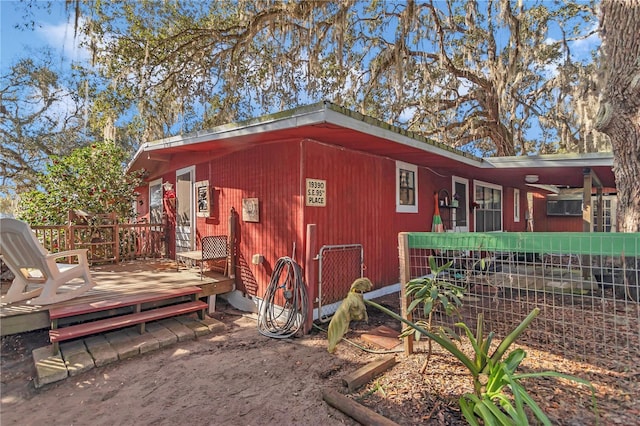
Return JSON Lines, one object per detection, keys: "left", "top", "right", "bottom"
{"left": 452, "top": 176, "right": 469, "bottom": 232}
{"left": 176, "top": 166, "right": 195, "bottom": 252}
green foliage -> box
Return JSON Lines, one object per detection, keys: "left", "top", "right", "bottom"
{"left": 16, "top": 142, "right": 143, "bottom": 225}
{"left": 404, "top": 257, "right": 464, "bottom": 320}
{"left": 70, "top": 1, "right": 601, "bottom": 155}
{"left": 456, "top": 317, "right": 596, "bottom": 425}
{"left": 0, "top": 54, "right": 96, "bottom": 197}
{"left": 363, "top": 301, "right": 597, "bottom": 425}
{"left": 400, "top": 257, "right": 465, "bottom": 372}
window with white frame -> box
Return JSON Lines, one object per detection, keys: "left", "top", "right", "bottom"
{"left": 474, "top": 181, "right": 502, "bottom": 232}
{"left": 396, "top": 161, "right": 418, "bottom": 213}
{"left": 514, "top": 188, "right": 520, "bottom": 222}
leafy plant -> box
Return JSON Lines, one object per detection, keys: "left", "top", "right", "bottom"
{"left": 370, "top": 303, "right": 596, "bottom": 425}
{"left": 401, "top": 256, "right": 465, "bottom": 373}
{"left": 327, "top": 279, "right": 597, "bottom": 425}
{"left": 16, "top": 141, "right": 144, "bottom": 225}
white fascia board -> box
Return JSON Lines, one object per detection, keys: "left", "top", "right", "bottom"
{"left": 323, "top": 108, "right": 483, "bottom": 167}
{"left": 126, "top": 105, "right": 329, "bottom": 172}
{"left": 485, "top": 152, "right": 614, "bottom": 169}
{"left": 143, "top": 110, "right": 328, "bottom": 154}
{"left": 130, "top": 101, "right": 487, "bottom": 169}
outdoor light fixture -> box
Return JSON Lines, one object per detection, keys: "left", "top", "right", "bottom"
{"left": 525, "top": 175, "right": 539, "bottom": 184}
{"left": 163, "top": 181, "right": 176, "bottom": 203}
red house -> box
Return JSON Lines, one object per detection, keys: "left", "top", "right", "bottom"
{"left": 127, "top": 102, "right": 616, "bottom": 316}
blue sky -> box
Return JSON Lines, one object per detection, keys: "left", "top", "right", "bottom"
{"left": 1, "top": 1, "right": 88, "bottom": 74}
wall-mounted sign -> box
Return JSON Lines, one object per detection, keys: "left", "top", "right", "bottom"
{"left": 242, "top": 198, "right": 260, "bottom": 222}
{"left": 195, "top": 180, "right": 210, "bottom": 217}
{"left": 306, "top": 178, "right": 326, "bottom": 207}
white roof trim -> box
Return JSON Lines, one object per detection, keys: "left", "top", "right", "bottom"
{"left": 128, "top": 102, "right": 483, "bottom": 170}
{"left": 484, "top": 152, "right": 613, "bottom": 169}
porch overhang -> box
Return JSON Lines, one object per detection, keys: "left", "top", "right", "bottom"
{"left": 475, "top": 152, "right": 616, "bottom": 190}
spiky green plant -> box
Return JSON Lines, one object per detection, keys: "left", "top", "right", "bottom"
{"left": 327, "top": 281, "right": 597, "bottom": 425}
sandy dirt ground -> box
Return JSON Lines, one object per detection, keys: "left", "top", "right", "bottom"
{"left": 1, "top": 305, "right": 372, "bottom": 426}
{"left": 1, "top": 294, "right": 638, "bottom": 426}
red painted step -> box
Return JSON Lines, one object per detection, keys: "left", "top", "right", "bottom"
{"left": 49, "top": 286, "right": 202, "bottom": 319}
{"left": 49, "top": 300, "right": 207, "bottom": 343}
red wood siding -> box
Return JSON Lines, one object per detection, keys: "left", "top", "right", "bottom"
{"left": 301, "top": 140, "right": 441, "bottom": 290}
{"left": 195, "top": 141, "right": 303, "bottom": 298}
{"left": 532, "top": 193, "right": 583, "bottom": 232}
{"left": 139, "top": 135, "right": 591, "bottom": 301}
{"left": 502, "top": 187, "right": 529, "bottom": 232}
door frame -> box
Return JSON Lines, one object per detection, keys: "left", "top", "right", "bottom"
{"left": 451, "top": 176, "right": 469, "bottom": 232}
{"left": 176, "top": 166, "right": 196, "bottom": 251}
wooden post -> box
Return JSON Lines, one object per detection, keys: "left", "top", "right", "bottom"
{"left": 322, "top": 388, "right": 399, "bottom": 426}
{"left": 596, "top": 186, "right": 604, "bottom": 232}
{"left": 582, "top": 170, "right": 592, "bottom": 232}
{"left": 114, "top": 221, "right": 120, "bottom": 263}
{"left": 398, "top": 232, "right": 413, "bottom": 355}
{"left": 229, "top": 207, "right": 236, "bottom": 280}
{"left": 582, "top": 169, "right": 594, "bottom": 279}
{"left": 304, "top": 223, "right": 317, "bottom": 334}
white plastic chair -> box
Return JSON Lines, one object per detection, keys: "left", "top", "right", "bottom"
{"left": 0, "top": 218, "right": 95, "bottom": 305}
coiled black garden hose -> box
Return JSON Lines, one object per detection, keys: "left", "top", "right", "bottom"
{"left": 257, "top": 257, "right": 308, "bottom": 338}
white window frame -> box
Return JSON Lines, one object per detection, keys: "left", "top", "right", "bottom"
{"left": 514, "top": 188, "right": 521, "bottom": 223}
{"left": 176, "top": 165, "right": 196, "bottom": 251}
{"left": 396, "top": 161, "right": 418, "bottom": 213}
{"left": 473, "top": 180, "right": 503, "bottom": 232}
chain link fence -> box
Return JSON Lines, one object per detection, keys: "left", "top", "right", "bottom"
{"left": 317, "top": 244, "right": 364, "bottom": 322}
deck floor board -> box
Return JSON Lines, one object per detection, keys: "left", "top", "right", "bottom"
{"left": 0, "top": 259, "right": 233, "bottom": 335}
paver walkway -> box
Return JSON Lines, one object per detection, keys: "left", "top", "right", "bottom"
{"left": 33, "top": 314, "right": 224, "bottom": 387}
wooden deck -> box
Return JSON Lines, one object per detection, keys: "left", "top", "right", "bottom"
{"left": 0, "top": 259, "right": 234, "bottom": 336}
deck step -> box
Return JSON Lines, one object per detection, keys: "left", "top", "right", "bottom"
{"left": 49, "top": 286, "right": 202, "bottom": 320}
{"left": 49, "top": 300, "right": 208, "bottom": 343}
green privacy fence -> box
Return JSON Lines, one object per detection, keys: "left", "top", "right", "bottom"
{"left": 405, "top": 232, "right": 640, "bottom": 257}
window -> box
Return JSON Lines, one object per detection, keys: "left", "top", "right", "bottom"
{"left": 546, "top": 196, "right": 582, "bottom": 216}
{"left": 396, "top": 161, "right": 418, "bottom": 213}
{"left": 474, "top": 181, "right": 502, "bottom": 232}
{"left": 514, "top": 188, "right": 520, "bottom": 222}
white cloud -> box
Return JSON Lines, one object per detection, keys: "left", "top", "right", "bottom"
{"left": 37, "top": 16, "right": 91, "bottom": 63}
{"left": 570, "top": 31, "right": 600, "bottom": 58}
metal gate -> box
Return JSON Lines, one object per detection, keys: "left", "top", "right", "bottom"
{"left": 317, "top": 244, "right": 364, "bottom": 322}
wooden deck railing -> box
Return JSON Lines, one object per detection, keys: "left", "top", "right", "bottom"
{"left": 31, "top": 223, "right": 166, "bottom": 264}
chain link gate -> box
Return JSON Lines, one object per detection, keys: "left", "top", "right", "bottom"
{"left": 317, "top": 244, "right": 364, "bottom": 322}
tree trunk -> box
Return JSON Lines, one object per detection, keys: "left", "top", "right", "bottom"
{"left": 595, "top": 0, "right": 640, "bottom": 232}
